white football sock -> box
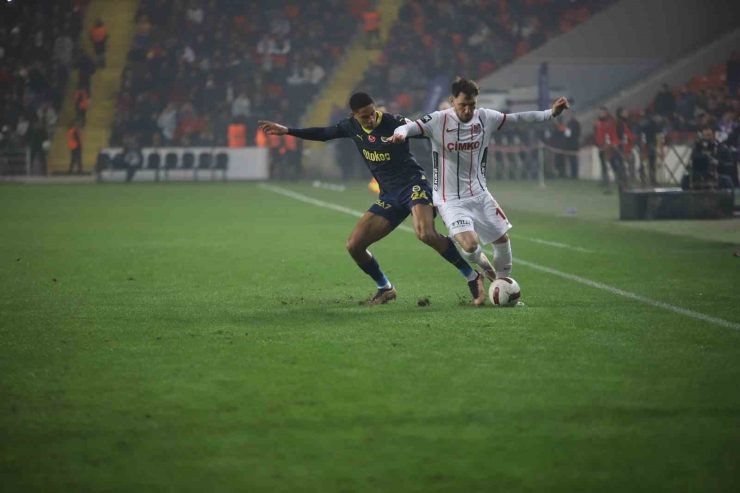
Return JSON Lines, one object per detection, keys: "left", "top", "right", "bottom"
{"left": 493, "top": 240, "right": 512, "bottom": 279}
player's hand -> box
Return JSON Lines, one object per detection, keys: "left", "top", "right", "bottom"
{"left": 552, "top": 97, "right": 570, "bottom": 117}
{"left": 389, "top": 133, "right": 406, "bottom": 144}
{"left": 258, "top": 120, "right": 288, "bottom": 135}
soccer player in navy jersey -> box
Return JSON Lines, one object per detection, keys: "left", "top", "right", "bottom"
{"left": 259, "top": 92, "right": 494, "bottom": 306}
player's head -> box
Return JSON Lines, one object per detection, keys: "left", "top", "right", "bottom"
{"left": 450, "top": 77, "right": 479, "bottom": 123}
{"left": 349, "top": 92, "right": 378, "bottom": 130}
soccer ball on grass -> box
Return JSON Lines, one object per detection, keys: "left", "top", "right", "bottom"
{"left": 489, "top": 277, "right": 521, "bottom": 307}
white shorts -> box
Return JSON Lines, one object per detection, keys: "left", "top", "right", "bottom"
{"left": 437, "top": 192, "right": 512, "bottom": 245}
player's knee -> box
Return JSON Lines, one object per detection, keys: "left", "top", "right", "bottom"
{"left": 415, "top": 228, "right": 437, "bottom": 246}
{"left": 458, "top": 237, "right": 479, "bottom": 253}
{"left": 345, "top": 238, "right": 363, "bottom": 257}
{"left": 493, "top": 233, "right": 510, "bottom": 245}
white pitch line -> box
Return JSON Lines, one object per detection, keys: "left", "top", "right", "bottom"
{"left": 259, "top": 184, "right": 740, "bottom": 331}
{"left": 514, "top": 236, "right": 594, "bottom": 254}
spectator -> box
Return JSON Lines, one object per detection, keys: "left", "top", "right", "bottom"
{"left": 682, "top": 124, "right": 734, "bottom": 190}
{"left": 654, "top": 84, "right": 675, "bottom": 118}
{"left": 28, "top": 119, "right": 49, "bottom": 175}
{"left": 174, "top": 105, "right": 202, "bottom": 144}
{"left": 594, "top": 107, "right": 622, "bottom": 190}
{"left": 186, "top": 1, "right": 205, "bottom": 25}
{"left": 74, "top": 87, "right": 89, "bottom": 126}
{"left": 362, "top": 8, "right": 381, "bottom": 48}
{"left": 89, "top": 19, "right": 109, "bottom": 68}
{"left": 76, "top": 50, "right": 96, "bottom": 95}
{"left": 197, "top": 115, "right": 216, "bottom": 146}
{"left": 616, "top": 107, "right": 636, "bottom": 184}
{"left": 727, "top": 51, "right": 740, "bottom": 97}
{"left": 53, "top": 29, "right": 75, "bottom": 72}
{"left": 565, "top": 112, "right": 581, "bottom": 179}
{"left": 638, "top": 111, "right": 663, "bottom": 187}
{"left": 67, "top": 121, "right": 83, "bottom": 174}
{"left": 37, "top": 103, "right": 58, "bottom": 130}
{"left": 303, "top": 60, "right": 325, "bottom": 85}
{"left": 548, "top": 121, "right": 567, "bottom": 178}
{"left": 15, "top": 113, "right": 30, "bottom": 146}
{"left": 675, "top": 87, "right": 696, "bottom": 127}
{"left": 157, "top": 103, "right": 178, "bottom": 144}
{"left": 231, "top": 91, "right": 251, "bottom": 120}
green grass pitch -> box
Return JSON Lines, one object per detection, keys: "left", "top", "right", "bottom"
{"left": 1, "top": 180, "right": 739, "bottom": 492}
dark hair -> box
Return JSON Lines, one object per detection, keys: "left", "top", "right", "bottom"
{"left": 451, "top": 77, "right": 479, "bottom": 98}
{"left": 349, "top": 92, "right": 374, "bottom": 112}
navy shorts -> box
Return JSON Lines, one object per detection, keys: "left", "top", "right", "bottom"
{"left": 368, "top": 179, "right": 435, "bottom": 228}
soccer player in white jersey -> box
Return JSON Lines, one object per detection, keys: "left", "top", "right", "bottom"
{"left": 391, "top": 77, "right": 569, "bottom": 285}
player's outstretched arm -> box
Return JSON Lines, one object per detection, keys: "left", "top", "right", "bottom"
{"left": 390, "top": 120, "right": 424, "bottom": 143}
{"left": 258, "top": 120, "right": 345, "bottom": 142}
{"left": 498, "top": 97, "right": 570, "bottom": 127}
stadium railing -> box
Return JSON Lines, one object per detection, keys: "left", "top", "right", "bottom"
{"left": 0, "top": 149, "right": 31, "bottom": 178}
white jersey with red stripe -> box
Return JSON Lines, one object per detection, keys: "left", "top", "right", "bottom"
{"left": 396, "top": 107, "right": 554, "bottom": 204}
{"left": 413, "top": 107, "right": 505, "bottom": 203}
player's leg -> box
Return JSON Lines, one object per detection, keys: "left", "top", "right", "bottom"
{"left": 474, "top": 194, "right": 513, "bottom": 279}
{"left": 492, "top": 233, "right": 513, "bottom": 279}
{"left": 411, "top": 203, "right": 486, "bottom": 307}
{"left": 453, "top": 229, "right": 497, "bottom": 282}
{"left": 346, "top": 210, "right": 397, "bottom": 305}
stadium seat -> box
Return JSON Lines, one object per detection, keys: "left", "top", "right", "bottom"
{"left": 215, "top": 152, "right": 229, "bottom": 181}
{"left": 96, "top": 152, "right": 111, "bottom": 171}
{"left": 147, "top": 153, "right": 162, "bottom": 182}
{"left": 164, "top": 152, "right": 178, "bottom": 181}
{"left": 111, "top": 153, "right": 127, "bottom": 170}
{"left": 147, "top": 153, "right": 161, "bottom": 169}
{"left": 181, "top": 153, "right": 195, "bottom": 170}
{"left": 195, "top": 153, "right": 212, "bottom": 181}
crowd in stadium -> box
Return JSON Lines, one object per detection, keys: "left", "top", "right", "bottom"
{"left": 581, "top": 52, "right": 740, "bottom": 189}
{"left": 1, "top": 0, "right": 738, "bottom": 188}
{"left": 355, "top": 0, "right": 615, "bottom": 115}
{"left": 109, "top": 0, "right": 363, "bottom": 152}
{"left": 0, "top": 0, "right": 86, "bottom": 161}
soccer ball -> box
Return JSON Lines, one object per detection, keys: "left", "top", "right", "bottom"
{"left": 489, "top": 277, "right": 521, "bottom": 307}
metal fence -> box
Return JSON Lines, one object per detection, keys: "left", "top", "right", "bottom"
{"left": 0, "top": 149, "right": 30, "bottom": 177}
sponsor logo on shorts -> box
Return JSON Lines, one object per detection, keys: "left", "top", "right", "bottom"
{"left": 450, "top": 219, "right": 472, "bottom": 228}
{"left": 374, "top": 199, "right": 392, "bottom": 210}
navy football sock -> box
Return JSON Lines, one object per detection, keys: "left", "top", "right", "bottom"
{"left": 440, "top": 237, "right": 477, "bottom": 280}
{"left": 358, "top": 254, "right": 391, "bottom": 289}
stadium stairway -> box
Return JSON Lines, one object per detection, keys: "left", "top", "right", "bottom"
{"left": 301, "top": 0, "right": 401, "bottom": 147}
{"left": 49, "top": 0, "right": 138, "bottom": 174}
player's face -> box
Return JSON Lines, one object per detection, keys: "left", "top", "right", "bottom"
{"left": 352, "top": 104, "right": 378, "bottom": 130}
{"left": 451, "top": 94, "right": 477, "bottom": 123}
